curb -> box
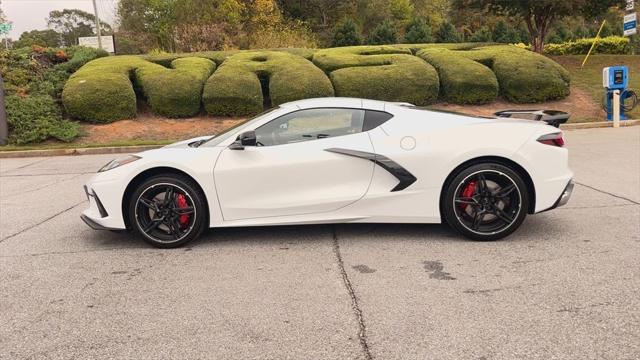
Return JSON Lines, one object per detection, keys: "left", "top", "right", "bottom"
{"left": 0, "top": 120, "right": 638, "bottom": 159}
{"left": 561, "top": 119, "right": 639, "bottom": 130}
{"left": 0, "top": 145, "right": 163, "bottom": 159}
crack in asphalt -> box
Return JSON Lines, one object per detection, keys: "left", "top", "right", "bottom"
{"left": 574, "top": 181, "right": 640, "bottom": 205}
{"left": 331, "top": 225, "right": 373, "bottom": 360}
{"left": 0, "top": 158, "right": 48, "bottom": 174}
{"left": 0, "top": 201, "right": 85, "bottom": 243}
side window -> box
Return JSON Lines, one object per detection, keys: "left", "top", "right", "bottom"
{"left": 255, "top": 108, "right": 365, "bottom": 146}
{"left": 363, "top": 110, "right": 393, "bottom": 131}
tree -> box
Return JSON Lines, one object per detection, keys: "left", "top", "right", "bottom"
{"left": 452, "top": 0, "right": 625, "bottom": 53}
{"left": 469, "top": 26, "right": 493, "bottom": 42}
{"left": 390, "top": 0, "right": 414, "bottom": 23}
{"left": 368, "top": 20, "right": 397, "bottom": 45}
{"left": 118, "top": 0, "right": 177, "bottom": 51}
{"left": 332, "top": 19, "right": 362, "bottom": 47}
{"left": 404, "top": 17, "right": 433, "bottom": 43}
{"left": 14, "top": 29, "right": 61, "bottom": 48}
{"left": 492, "top": 20, "right": 509, "bottom": 42}
{"left": 47, "top": 9, "right": 112, "bottom": 46}
{"left": 437, "top": 21, "right": 461, "bottom": 43}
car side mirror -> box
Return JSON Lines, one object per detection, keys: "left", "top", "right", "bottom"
{"left": 229, "top": 130, "right": 257, "bottom": 150}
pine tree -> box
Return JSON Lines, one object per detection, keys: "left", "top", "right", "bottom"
{"left": 331, "top": 19, "right": 362, "bottom": 47}
{"left": 437, "top": 21, "right": 461, "bottom": 43}
{"left": 493, "top": 20, "right": 509, "bottom": 43}
{"left": 368, "top": 20, "right": 397, "bottom": 45}
{"left": 470, "top": 26, "right": 493, "bottom": 42}
{"left": 404, "top": 17, "right": 433, "bottom": 43}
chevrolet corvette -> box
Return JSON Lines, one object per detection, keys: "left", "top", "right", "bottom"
{"left": 81, "top": 97, "right": 574, "bottom": 248}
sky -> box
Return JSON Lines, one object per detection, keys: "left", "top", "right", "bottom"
{"left": 1, "top": 0, "right": 118, "bottom": 40}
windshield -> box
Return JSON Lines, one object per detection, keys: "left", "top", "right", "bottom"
{"left": 204, "top": 107, "right": 282, "bottom": 147}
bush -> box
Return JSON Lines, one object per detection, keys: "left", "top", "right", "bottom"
{"left": 313, "top": 45, "right": 439, "bottom": 105}
{"left": 135, "top": 57, "right": 216, "bottom": 117}
{"left": 62, "top": 56, "right": 148, "bottom": 122}
{"left": 58, "top": 46, "right": 109, "bottom": 73}
{"left": 332, "top": 19, "right": 362, "bottom": 47}
{"left": 437, "top": 22, "right": 461, "bottom": 43}
{"left": 543, "top": 36, "right": 630, "bottom": 55}
{"left": 470, "top": 27, "right": 493, "bottom": 42}
{"left": 404, "top": 17, "right": 433, "bottom": 44}
{"left": 417, "top": 48, "right": 498, "bottom": 104}
{"left": 368, "top": 21, "right": 397, "bottom": 45}
{"left": 6, "top": 95, "right": 79, "bottom": 145}
{"left": 460, "top": 45, "right": 570, "bottom": 103}
{"left": 203, "top": 51, "right": 334, "bottom": 116}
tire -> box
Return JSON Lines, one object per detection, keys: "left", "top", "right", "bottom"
{"left": 127, "top": 174, "right": 207, "bottom": 248}
{"left": 443, "top": 163, "right": 529, "bottom": 241}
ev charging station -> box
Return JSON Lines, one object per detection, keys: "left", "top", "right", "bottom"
{"left": 602, "top": 66, "right": 638, "bottom": 125}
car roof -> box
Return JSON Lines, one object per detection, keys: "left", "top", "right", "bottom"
{"left": 281, "top": 97, "right": 394, "bottom": 111}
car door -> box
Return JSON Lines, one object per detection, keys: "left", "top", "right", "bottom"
{"left": 214, "top": 107, "right": 375, "bottom": 221}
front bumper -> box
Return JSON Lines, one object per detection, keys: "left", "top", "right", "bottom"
{"left": 81, "top": 176, "right": 128, "bottom": 230}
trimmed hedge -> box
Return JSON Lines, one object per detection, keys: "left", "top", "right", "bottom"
{"left": 544, "top": 36, "right": 630, "bottom": 55}
{"left": 312, "top": 45, "right": 439, "bottom": 105}
{"left": 460, "top": 45, "right": 571, "bottom": 103}
{"left": 63, "top": 43, "right": 572, "bottom": 120}
{"left": 136, "top": 57, "right": 216, "bottom": 117}
{"left": 417, "top": 48, "right": 498, "bottom": 104}
{"left": 203, "top": 51, "right": 334, "bottom": 116}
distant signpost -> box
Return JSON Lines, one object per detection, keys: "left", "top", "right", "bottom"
{"left": 78, "top": 35, "right": 116, "bottom": 53}
{"left": 624, "top": 12, "right": 637, "bottom": 36}
{"left": 625, "top": 0, "right": 637, "bottom": 37}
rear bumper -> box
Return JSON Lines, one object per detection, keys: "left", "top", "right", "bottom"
{"left": 539, "top": 180, "right": 574, "bottom": 213}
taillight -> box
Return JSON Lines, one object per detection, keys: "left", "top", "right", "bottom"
{"left": 537, "top": 132, "right": 565, "bottom": 147}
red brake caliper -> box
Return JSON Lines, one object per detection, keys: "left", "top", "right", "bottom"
{"left": 176, "top": 194, "right": 190, "bottom": 228}
{"left": 459, "top": 180, "right": 477, "bottom": 211}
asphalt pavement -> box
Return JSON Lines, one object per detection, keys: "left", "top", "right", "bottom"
{"left": 1, "top": 127, "right": 639, "bottom": 360}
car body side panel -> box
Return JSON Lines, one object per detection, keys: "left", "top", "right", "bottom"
{"left": 82, "top": 147, "right": 222, "bottom": 230}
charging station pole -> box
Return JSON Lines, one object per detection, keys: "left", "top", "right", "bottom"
{"left": 613, "top": 90, "right": 621, "bottom": 128}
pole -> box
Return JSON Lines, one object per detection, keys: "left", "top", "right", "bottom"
{"left": 613, "top": 90, "right": 621, "bottom": 128}
{"left": 581, "top": 20, "right": 606, "bottom": 69}
{"left": 92, "top": 0, "right": 103, "bottom": 50}
{"left": 0, "top": 73, "right": 8, "bottom": 146}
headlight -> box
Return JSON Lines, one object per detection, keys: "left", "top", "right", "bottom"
{"left": 98, "top": 155, "right": 141, "bottom": 172}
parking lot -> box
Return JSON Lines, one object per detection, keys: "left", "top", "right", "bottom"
{"left": 1, "top": 127, "right": 639, "bottom": 360}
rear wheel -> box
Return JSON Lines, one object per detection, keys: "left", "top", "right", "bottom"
{"left": 443, "top": 163, "right": 529, "bottom": 241}
{"left": 128, "top": 175, "right": 207, "bottom": 248}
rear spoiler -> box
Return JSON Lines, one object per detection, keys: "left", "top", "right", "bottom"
{"left": 494, "top": 110, "right": 570, "bottom": 128}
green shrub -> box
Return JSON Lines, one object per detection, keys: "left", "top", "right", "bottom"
{"left": 6, "top": 95, "right": 79, "bottom": 145}
{"left": 469, "top": 27, "right": 493, "bottom": 43}
{"left": 59, "top": 46, "right": 109, "bottom": 73}
{"left": 543, "top": 36, "right": 630, "bottom": 55}
{"left": 368, "top": 21, "right": 397, "bottom": 45}
{"left": 332, "top": 19, "right": 362, "bottom": 47}
{"left": 313, "top": 45, "right": 439, "bottom": 105}
{"left": 135, "top": 57, "right": 216, "bottom": 117}
{"left": 417, "top": 48, "right": 498, "bottom": 104}
{"left": 405, "top": 17, "right": 433, "bottom": 44}
{"left": 437, "top": 22, "right": 461, "bottom": 43}
{"left": 460, "top": 45, "right": 570, "bottom": 103}
{"left": 62, "top": 55, "right": 148, "bottom": 122}
{"left": 203, "top": 51, "right": 334, "bottom": 116}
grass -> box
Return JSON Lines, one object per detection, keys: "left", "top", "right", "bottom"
{"left": 551, "top": 54, "right": 640, "bottom": 119}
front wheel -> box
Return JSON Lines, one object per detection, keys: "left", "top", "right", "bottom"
{"left": 443, "top": 163, "right": 529, "bottom": 241}
{"left": 128, "top": 175, "right": 207, "bottom": 248}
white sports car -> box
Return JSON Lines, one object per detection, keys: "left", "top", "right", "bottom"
{"left": 81, "top": 97, "right": 574, "bottom": 248}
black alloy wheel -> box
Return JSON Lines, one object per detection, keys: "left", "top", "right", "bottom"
{"left": 128, "top": 175, "right": 206, "bottom": 248}
{"left": 443, "top": 163, "right": 529, "bottom": 241}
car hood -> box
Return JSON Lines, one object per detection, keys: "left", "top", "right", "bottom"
{"left": 163, "top": 135, "right": 214, "bottom": 149}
